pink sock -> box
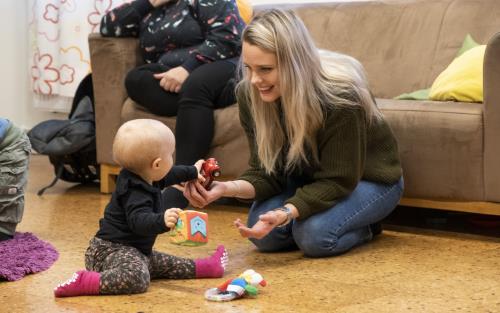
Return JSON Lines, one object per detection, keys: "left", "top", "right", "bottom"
{"left": 195, "top": 245, "right": 228, "bottom": 278}
{"left": 54, "top": 270, "right": 100, "bottom": 297}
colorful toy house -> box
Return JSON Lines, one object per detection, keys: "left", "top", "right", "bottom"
{"left": 170, "top": 210, "right": 208, "bottom": 246}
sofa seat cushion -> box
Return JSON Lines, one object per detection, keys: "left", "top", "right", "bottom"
{"left": 121, "top": 98, "right": 249, "bottom": 178}
{"left": 377, "top": 99, "right": 484, "bottom": 200}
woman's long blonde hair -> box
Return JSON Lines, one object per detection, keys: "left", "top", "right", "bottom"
{"left": 237, "top": 9, "right": 381, "bottom": 175}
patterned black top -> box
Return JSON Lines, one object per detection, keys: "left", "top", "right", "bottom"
{"left": 100, "top": 0, "right": 245, "bottom": 72}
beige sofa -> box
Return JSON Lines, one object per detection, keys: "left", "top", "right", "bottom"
{"left": 89, "top": 0, "right": 500, "bottom": 215}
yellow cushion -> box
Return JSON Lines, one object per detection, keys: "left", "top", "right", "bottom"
{"left": 236, "top": 0, "right": 253, "bottom": 24}
{"left": 429, "top": 45, "right": 486, "bottom": 103}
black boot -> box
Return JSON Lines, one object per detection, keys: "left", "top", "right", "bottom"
{"left": 369, "top": 222, "right": 383, "bottom": 237}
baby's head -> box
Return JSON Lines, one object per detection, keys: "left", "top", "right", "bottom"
{"left": 113, "top": 119, "right": 175, "bottom": 181}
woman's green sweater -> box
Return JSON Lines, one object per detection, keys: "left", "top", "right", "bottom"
{"left": 238, "top": 98, "right": 402, "bottom": 220}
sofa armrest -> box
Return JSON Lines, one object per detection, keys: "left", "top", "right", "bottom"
{"left": 88, "top": 33, "right": 142, "bottom": 165}
{"left": 483, "top": 32, "right": 500, "bottom": 201}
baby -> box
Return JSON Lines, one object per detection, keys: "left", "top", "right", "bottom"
{"left": 54, "top": 119, "right": 228, "bottom": 297}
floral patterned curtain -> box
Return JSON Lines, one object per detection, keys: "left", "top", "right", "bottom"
{"left": 29, "top": 0, "right": 129, "bottom": 112}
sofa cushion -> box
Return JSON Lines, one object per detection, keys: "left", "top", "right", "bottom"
{"left": 429, "top": 45, "right": 486, "bottom": 103}
{"left": 456, "top": 34, "right": 480, "bottom": 57}
{"left": 394, "top": 89, "right": 430, "bottom": 101}
{"left": 394, "top": 34, "right": 479, "bottom": 101}
{"left": 378, "top": 99, "right": 483, "bottom": 200}
{"left": 121, "top": 99, "right": 250, "bottom": 178}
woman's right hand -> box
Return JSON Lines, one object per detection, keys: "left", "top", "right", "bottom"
{"left": 149, "top": 0, "right": 171, "bottom": 8}
{"left": 184, "top": 180, "right": 227, "bottom": 208}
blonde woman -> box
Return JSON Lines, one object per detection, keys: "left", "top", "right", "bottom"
{"left": 184, "top": 9, "right": 403, "bottom": 257}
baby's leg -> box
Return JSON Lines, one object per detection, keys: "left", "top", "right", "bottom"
{"left": 55, "top": 238, "right": 150, "bottom": 297}
{"left": 149, "top": 245, "right": 228, "bottom": 280}
{"left": 95, "top": 245, "right": 150, "bottom": 295}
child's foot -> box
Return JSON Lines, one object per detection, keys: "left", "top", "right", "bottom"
{"left": 195, "top": 245, "right": 228, "bottom": 278}
{"left": 54, "top": 270, "right": 100, "bottom": 297}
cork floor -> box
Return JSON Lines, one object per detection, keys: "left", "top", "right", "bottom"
{"left": 1, "top": 155, "right": 499, "bottom": 313}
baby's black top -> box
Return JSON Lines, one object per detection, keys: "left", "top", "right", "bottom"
{"left": 95, "top": 165, "right": 197, "bottom": 255}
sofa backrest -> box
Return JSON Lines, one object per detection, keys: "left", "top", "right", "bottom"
{"left": 282, "top": 0, "right": 500, "bottom": 98}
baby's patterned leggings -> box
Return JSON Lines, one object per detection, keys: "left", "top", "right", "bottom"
{"left": 85, "top": 237, "right": 195, "bottom": 294}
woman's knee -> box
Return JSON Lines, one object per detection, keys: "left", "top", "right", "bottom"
{"left": 180, "top": 61, "right": 235, "bottom": 98}
{"left": 180, "top": 73, "right": 210, "bottom": 102}
{"left": 293, "top": 220, "right": 339, "bottom": 258}
{"left": 294, "top": 220, "right": 374, "bottom": 257}
{"left": 249, "top": 234, "right": 287, "bottom": 253}
{"left": 124, "top": 68, "right": 142, "bottom": 100}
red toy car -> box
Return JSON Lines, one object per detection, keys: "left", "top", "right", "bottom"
{"left": 201, "top": 158, "right": 221, "bottom": 190}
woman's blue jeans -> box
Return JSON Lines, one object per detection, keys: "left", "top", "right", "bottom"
{"left": 247, "top": 177, "right": 404, "bottom": 257}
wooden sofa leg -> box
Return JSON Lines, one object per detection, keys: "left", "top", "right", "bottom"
{"left": 100, "top": 164, "right": 121, "bottom": 194}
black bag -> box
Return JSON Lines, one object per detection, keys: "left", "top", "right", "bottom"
{"left": 28, "top": 74, "right": 99, "bottom": 195}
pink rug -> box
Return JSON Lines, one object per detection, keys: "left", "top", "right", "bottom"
{"left": 0, "top": 232, "right": 59, "bottom": 281}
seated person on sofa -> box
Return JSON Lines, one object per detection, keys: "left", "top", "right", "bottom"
{"left": 183, "top": 9, "right": 404, "bottom": 257}
{"left": 0, "top": 118, "right": 30, "bottom": 241}
{"left": 100, "top": 0, "right": 249, "bottom": 208}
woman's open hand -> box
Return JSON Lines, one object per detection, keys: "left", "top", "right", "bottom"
{"left": 233, "top": 210, "right": 288, "bottom": 239}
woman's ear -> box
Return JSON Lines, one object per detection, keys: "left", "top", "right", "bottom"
{"left": 152, "top": 157, "right": 162, "bottom": 169}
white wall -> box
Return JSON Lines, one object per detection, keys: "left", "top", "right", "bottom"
{"left": 0, "top": 0, "right": 65, "bottom": 131}
{"left": 0, "top": 0, "right": 352, "bottom": 130}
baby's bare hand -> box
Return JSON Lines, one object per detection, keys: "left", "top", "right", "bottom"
{"left": 194, "top": 159, "right": 204, "bottom": 173}
{"left": 164, "top": 208, "right": 181, "bottom": 228}
{"left": 193, "top": 160, "right": 206, "bottom": 184}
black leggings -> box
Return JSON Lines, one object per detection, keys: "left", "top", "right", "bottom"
{"left": 125, "top": 61, "right": 237, "bottom": 166}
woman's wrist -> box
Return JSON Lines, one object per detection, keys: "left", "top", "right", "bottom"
{"left": 274, "top": 206, "right": 293, "bottom": 227}
{"left": 222, "top": 179, "right": 255, "bottom": 200}
{"left": 225, "top": 181, "right": 240, "bottom": 198}
{"left": 273, "top": 204, "right": 299, "bottom": 227}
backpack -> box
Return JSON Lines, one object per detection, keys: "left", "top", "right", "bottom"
{"left": 28, "top": 74, "right": 99, "bottom": 195}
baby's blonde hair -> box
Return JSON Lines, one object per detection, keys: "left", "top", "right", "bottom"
{"left": 112, "top": 119, "right": 174, "bottom": 173}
